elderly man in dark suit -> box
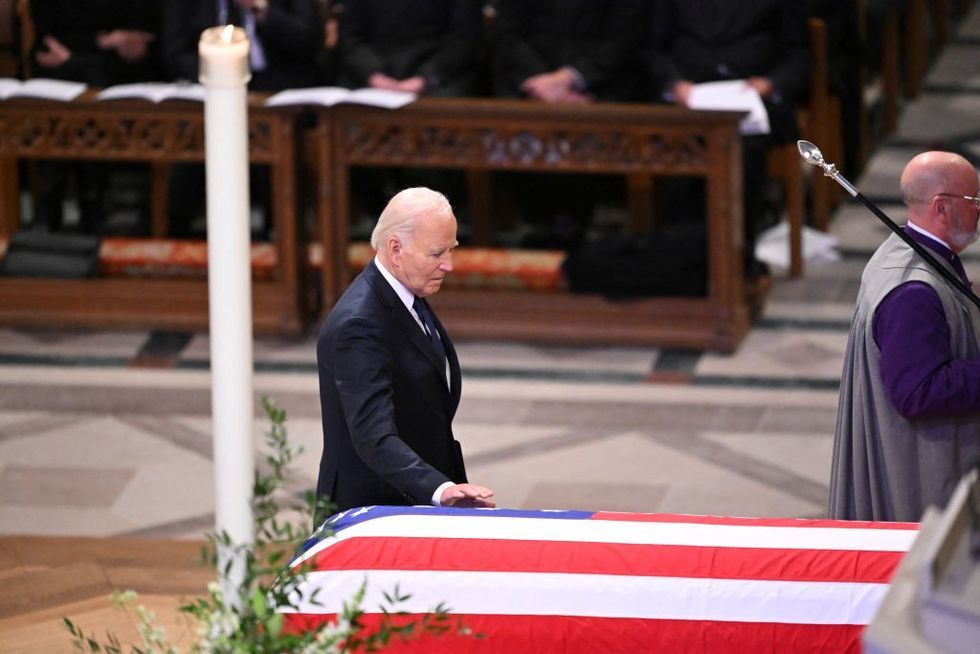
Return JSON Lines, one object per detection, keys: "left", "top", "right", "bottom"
{"left": 315, "top": 187, "right": 496, "bottom": 516}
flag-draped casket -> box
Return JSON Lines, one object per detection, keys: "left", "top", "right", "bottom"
{"left": 283, "top": 506, "right": 918, "bottom": 653}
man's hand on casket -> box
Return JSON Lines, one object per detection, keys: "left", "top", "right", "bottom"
{"left": 441, "top": 483, "right": 496, "bottom": 508}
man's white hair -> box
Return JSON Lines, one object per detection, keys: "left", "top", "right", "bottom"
{"left": 370, "top": 187, "right": 453, "bottom": 250}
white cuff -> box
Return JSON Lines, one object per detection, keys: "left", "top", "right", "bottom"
{"left": 432, "top": 481, "right": 454, "bottom": 506}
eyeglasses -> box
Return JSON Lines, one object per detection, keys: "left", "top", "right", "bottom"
{"left": 935, "top": 193, "right": 980, "bottom": 211}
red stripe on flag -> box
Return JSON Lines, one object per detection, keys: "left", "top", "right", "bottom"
{"left": 591, "top": 512, "right": 919, "bottom": 531}
{"left": 283, "top": 612, "right": 864, "bottom": 653}
{"left": 305, "top": 536, "right": 904, "bottom": 583}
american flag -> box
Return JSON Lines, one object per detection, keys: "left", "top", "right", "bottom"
{"left": 283, "top": 506, "right": 918, "bottom": 653}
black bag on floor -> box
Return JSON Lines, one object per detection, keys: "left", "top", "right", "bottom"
{"left": 0, "top": 230, "right": 101, "bottom": 278}
{"left": 562, "top": 225, "right": 707, "bottom": 299}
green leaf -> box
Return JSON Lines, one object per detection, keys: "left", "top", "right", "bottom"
{"left": 250, "top": 588, "right": 268, "bottom": 618}
{"left": 267, "top": 612, "right": 284, "bottom": 638}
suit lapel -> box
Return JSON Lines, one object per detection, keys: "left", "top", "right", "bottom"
{"left": 428, "top": 302, "right": 461, "bottom": 412}
{"left": 363, "top": 262, "right": 451, "bottom": 390}
{"left": 396, "top": 303, "right": 450, "bottom": 386}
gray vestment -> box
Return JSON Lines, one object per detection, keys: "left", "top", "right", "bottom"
{"left": 829, "top": 233, "right": 980, "bottom": 522}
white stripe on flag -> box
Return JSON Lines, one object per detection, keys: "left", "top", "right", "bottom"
{"left": 284, "top": 569, "right": 889, "bottom": 626}
{"left": 294, "top": 515, "right": 917, "bottom": 566}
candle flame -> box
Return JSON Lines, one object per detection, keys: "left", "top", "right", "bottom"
{"left": 221, "top": 24, "right": 235, "bottom": 44}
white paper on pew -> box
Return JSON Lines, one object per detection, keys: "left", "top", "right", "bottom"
{"left": 96, "top": 82, "right": 205, "bottom": 103}
{"left": 265, "top": 86, "right": 416, "bottom": 109}
{"left": 755, "top": 220, "right": 841, "bottom": 270}
{"left": 687, "top": 80, "right": 771, "bottom": 136}
{"left": 0, "top": 77, "right": 86, "bottom": 102}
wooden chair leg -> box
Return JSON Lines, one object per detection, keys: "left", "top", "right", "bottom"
{"left": 0, "top": 155, "right": 19, "bottom": 236}
{"left": 882, "top": 14, "right": 901, "bottom": 135}
{"left": 150, "top": 162, "right": 169, "bottom": 238}
{"left": 785, "top": 156, "right": 805, "bottom": 278}
{"left": 932, "top": 0, "right": 950, "bottom": 47}
{"left": 769, "top": 144, "right": 805, "bottom": 277}
{"left": 627, "top": 173, "right": 654, "bottom": 234}
{"left": 466, "top": 170, "right": 493, "bottom": 246}
{"left": 903, "top": 0, "right": 928, "bottom": 99}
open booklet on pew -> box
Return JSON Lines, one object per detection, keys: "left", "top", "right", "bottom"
{"left": 686, "top": 79, "right": 771, "bottom": 136}
{"left": 264, "top": 86, "right": 416, "bottom": 109}
{"left": 96, "top": 82, "right": 206, "bottom": 103}
{"left": 0, "top": 77, "right": 86, "bottom": 102}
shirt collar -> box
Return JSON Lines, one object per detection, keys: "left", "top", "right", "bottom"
{"left": 907, "top": 221, "right": 953, "bottom": 251}
{"left": 374, "top": 256, "right": 416, "bottom": 314}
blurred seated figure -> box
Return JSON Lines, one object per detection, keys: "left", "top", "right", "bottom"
{"left": 808, "top": 0, "right": 864, "bottom": 178}
{"left": 642, "top": 0, "right": 812, "bottom": 277}
{"left": 491, "top": 0, "right": 644, "bottom": 104}
{"left": 335, "top": 0, "right": 486, "bottom": 230}
{"left": 161, "top": 0, "right": 321, "bottom": 92}
{"left": 28, "top": 0, "right": 162, "bottom": 234}
{"left": 314, "top": 0, "right": 341, "bottom": 85}
{"left": 487, "top": 0, "right": 644, "bottom": 251}
{"left": 161, "top": 0, "right": 322, "bottom": 239}
{"left": 337, "top": 0, "right": 486, "bottom": 97}
{"left": 30, "top": 0, "right": 159, "bottom": 86}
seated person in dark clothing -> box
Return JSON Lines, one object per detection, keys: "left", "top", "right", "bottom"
{"left": 337, "top": 0, "right": 486, "bottom": 97}
{"left": 491, "top": 0, "right": 644, "bottom": 104}
{"left": 488, "top": 0, "right": 644, "bottom": 249}
{"left": 31, "top": 0, "right": 160, "bottom": 86}
{"left": 29, "top": 0, "right": 163, "bottom": 234}
{"left": 161, "top": 0, "right": 322, "bottom": 239}
{"left": 807, "top": 0, "right": 864, "bottom": 179}
{"left": 335, "top": 0, "right": 486, "bottom": 230}
{"left": 161, "top": 0, "right": 322, "bottom": 92}
{"left": 642, "top": 0, "right": 812, "bottom": 276}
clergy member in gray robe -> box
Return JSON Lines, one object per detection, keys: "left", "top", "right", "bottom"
{"left": 829, "top": 151, "right": 980, "bottom": 522}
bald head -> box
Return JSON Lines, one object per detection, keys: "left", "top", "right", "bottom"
{"left": 900, "top": 152, "right": 975, "bottom": 206}
{"left": 899, "top": 151, "right": 979, "bottom": 252}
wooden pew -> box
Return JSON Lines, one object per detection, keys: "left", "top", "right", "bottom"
{"left": 0, "top": 94, "right": 755, "bottom": 349}
{"left": 317, "top": 98, "right": 753, "bottom": 352}
{"left": 0, "top": 93, "right": 307, "bottom": 334}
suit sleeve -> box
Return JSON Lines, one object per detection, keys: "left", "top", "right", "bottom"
{"left": 767, "top": 2, "right": 812, "bottom": 101}
{"left": 413, "top": 0, "right": 484, "bottom": 86}
{"left": 337, "top": 0, "right": 385, "bottom": 84}
{"left": 257, "top": 0, "right": 322, "bottom": 61}
{"left": 160, "top": 0, "right": 201, "bottom": 81}
{"left": 563, "top": 0, "right": 642, "bottom": 91}
{"left": 641, "top": 0, "right": 683, "bottom": 96}
{"left": 30, "top": 0, "right": 98, "bottom": 54}
{"left": 492, "top": 0, "right": 552, "bottom": 89}
{"left": 328, "top": 315, "right": 450, "bottom": 503}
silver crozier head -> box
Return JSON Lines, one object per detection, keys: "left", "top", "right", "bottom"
{"left": 797, "top": 140, "right": 826, "bottom": 168}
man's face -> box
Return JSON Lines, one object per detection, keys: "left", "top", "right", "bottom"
{"left": 947, "top": 183, "right": 980, "bottom": 252}
{"left": 392, "top": 213, "right": 457, "bottom": 297}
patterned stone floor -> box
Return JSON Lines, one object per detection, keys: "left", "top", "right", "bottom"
{"left": 1, "top": 4, "right": 979, "bottom": 545}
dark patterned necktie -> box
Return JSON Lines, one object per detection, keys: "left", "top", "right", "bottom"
{"left": 413, "top": 297, "right": 446, "bottom": 363}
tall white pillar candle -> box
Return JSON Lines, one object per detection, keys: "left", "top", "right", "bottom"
{"left": 199, "top": 25, "right": 254, "bottom": 601}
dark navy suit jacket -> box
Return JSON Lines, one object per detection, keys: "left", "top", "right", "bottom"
{"left": 315, "top": 260, "right": 466, "bottom": 515}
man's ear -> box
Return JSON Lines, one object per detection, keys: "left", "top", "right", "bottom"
{"left": 387, "top": 236, "right": 402, "bottom": 262}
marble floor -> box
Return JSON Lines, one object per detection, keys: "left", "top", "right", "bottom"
{"left": 2, "top": 5, "right": 979, "bottom": 547}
